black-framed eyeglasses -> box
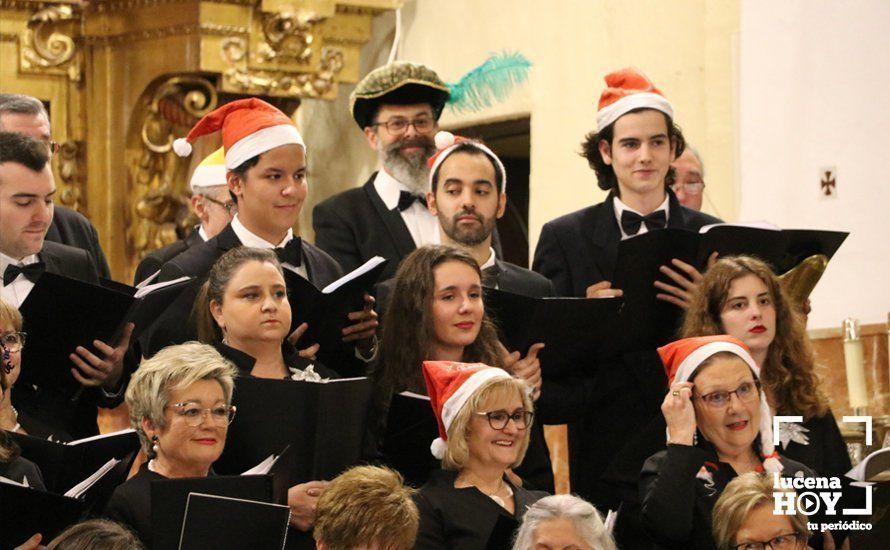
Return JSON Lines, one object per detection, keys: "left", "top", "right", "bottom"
{"left": 733, "top": 531, "right": 804, "bottom": 550}
{"left": 671, "top": 182, "right": 706, "bottom": 195}
{"left": 694, "top": 380, "right": 760, "bottom": 409}
{"left": 168, "top": 402, "right": 236, "bottom": 427}
{"left": 475, "top": 409, "right": 534, "bottom": 431}
{"left": 0, "top": 332, "right": 27, "bottom": 353}
{"left": 202, "top": 195, "right": 237, "bottom": 215}
{"left": 371, "top": 116, "right": 435, "bottom": 135}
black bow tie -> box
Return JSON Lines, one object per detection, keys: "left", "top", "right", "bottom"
{"left": 397, "top": 191, "right": 426, "bottom": 212}
{"left": 3, "top": 262, "right": 45, "bottom": 286}
{"left": 620, "top": 209, "right": 667, "bottom": 236}
{"left": 274, "top": 237, "right": 302, "bottom": 267}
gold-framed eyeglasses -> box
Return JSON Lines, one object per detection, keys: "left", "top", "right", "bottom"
{"left": 694, "top": 380, "right": 760, "bottom": 409}
{"left": 202, "top": 195, "right": 237, "bottom": 215}
{"left": 44, "top": 140, "right": 61, "bottom": 156}
{"left": 733, "top": 531, "right": 804, "bottom": 550}
{"left": 672, "top": 182, "right": 706, "bottom": 195}
{"left": 168, "top": 402, "right": 236, "bottom": 427}
{"left": 371, "top": 116, "right": 435, "bottom": 135}
{"left": 475, "top": 409, "right": 534, "bottom": 430}
{"left": 0, "top": 331, "right": 27, "bottom": 353}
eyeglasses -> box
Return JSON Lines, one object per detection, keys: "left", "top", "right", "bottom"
{"left": 476, "top": 409, "right": 534, "bottom": 430}
{"left": 371, "top": 116, "right": 435, "bottom": 135}
{"left": 733, "top": 532, "right": 804, "bottom": 550}
{"left": 43, "top": 140, "right": 60, "bottom": 156}
{"left": 694, "top": 380, "right": 760, "bottom": 409}
{"left": 168, "top": 402, "right": 236, "bottom": 427}
{"left": 672, "top": 182, "right": 706, "bottom": 195}
{"left": 202, "top": 195, "right": 237, "bottom": 215}
{"left": 0, "top": 332, "right": 27, "bottom": 353}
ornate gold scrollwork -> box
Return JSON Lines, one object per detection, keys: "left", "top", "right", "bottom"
{"left": 223, "top": 44, "right": 344, "bottom": 99}
{"left": 20, "top": 4, "right": 82, "bottom": 81}
{"left": 127, "top": 76, "right": 218, "bottom": 269}
{"left": 55, "top": 140, "right": 85, "bottom": 212}
{"left": 257, "top": 9, "right": 326, "bottom": 64}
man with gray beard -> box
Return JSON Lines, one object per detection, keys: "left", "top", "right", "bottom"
{"left": 312, "top": 62, "right": 448, "bottom": 282}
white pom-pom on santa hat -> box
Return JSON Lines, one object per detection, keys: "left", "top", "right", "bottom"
{"left": 434, "top": 130, "right": 455, "bottom": 151}
{"left": 430, "top": 437, "right": 447, "bottom": 460}
{"left": 173, "top": 138, "right": 193, "bottom": 157}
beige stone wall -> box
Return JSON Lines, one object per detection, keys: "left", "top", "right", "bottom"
{"left": 299, "top": 0, "right": 741, "bottom": 248}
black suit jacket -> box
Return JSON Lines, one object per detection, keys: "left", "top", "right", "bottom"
{"left": 313, "top": 174, "right": 502, "bottom": 283}
{"left": 45, "top": 205, "right": 111, "bottom": 280}
{"left": 12, "top": 241, "right": 122, "bottom": 439}
{"left": 533, "top": 190, "right": 721, "bottom": 297}
{"left": 531, "top": 190, "right": 721, "bottom": 510}
{"left": 486, "top": 259, "right": 554, "bottom": 297}
{"left": 132, "top": 227, "right": 203, "bottom": 285}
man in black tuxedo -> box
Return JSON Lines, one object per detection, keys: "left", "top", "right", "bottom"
{"left": 133, "top": 147, "right": 235, "bottom": 285}
{"left": 0, "top": 93, "right": 111, "bottom": 280}
{"left": 0, "top": 132, "right": 132, "bottom": 438}
{"left": 531, "top": 69, "right": 721, "bottom": 520}
{"left": 312, "top": 62, "right": 449, "bottom": 282}
{"left": 148, "top": 99, "right": 377, "bottom": 376}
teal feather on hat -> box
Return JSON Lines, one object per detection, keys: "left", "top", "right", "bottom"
{"left": 447, "top": 52, "right": 532, "bottom": 113}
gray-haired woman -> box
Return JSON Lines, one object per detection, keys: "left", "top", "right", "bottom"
{"left": 512, "top": 494, "right": 616, "bottom": 550}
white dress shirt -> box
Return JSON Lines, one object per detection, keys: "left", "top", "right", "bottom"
{"left": 612, "top": 194, "right": 671, "bottom": 240}
{"left": 230, "top": 215, "right": 308, "bottom": 279}
{"left": 0, "top": 252, "right": 40, "bottom": 308}
{"left": 373, "top": 169, "right": 440, "bottom": 247}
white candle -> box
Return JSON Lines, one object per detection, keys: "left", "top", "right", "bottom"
{"left": 843, "top": 318, "right": 868, "bottom": 409}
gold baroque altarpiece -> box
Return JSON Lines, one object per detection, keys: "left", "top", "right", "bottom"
{"left": 0, "top": 0, "right": 399, "bottom": 280}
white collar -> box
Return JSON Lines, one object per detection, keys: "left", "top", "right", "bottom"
{"left": 373, "top": 169, "right": 423, "bottom": 210}
{"left": 230, "top": 215, "right": 294, "bottom": 249}
{"left": 480, "top": 247, "right": 497, "bottom": 270}
{"left": 612, "top": 193, "right": 670, "bottom": 228}
{"left": 0, "top": 251, "right": 39, "bottom": 273}
{"left": 198, "top": 225, "right": 210, "bottom": 242}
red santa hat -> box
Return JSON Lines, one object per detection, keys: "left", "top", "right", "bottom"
{"left": 172, "top": 98, "right": 305, "bottom": 170}
{"left": 658, "top": 335, "right": 782, "bottom": 474}
{"left": 422, "top": 360, "right": 512, "bottom": 459}
{"left": 596, "top": 67, "right": 674, "bottom": 130}
{"left": 426, "top": 131, "right": 507, "bottom": 193}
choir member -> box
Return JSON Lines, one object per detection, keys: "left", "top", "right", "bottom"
{"left": 372, "top": 245, "right": 552, "bottom": 490}
{"left": 512, "top": 494, "right": 616, "bottom": 550}
{"left": 413, "top": 361, "right": 547, "bottom": 548}
{"left": 712, "top": 473, "right": 809, "bottom": 550}
{"left": 640, "top": 336, "right": 814, "bottom": 548}
{"left": 681, "top": 256, "right": 849, "bottom": 478}
{"left": 15, "top": 519, "right": 144, "bottom": 550}
{"left": 104, "top": 343, "right": 322, "bottom": 545}
{"left": 314, "top": 465, "right": 418, "bottom": 550}
{"left": 195, "top": 247, "right": 336, "bottom": 379}
{"left": 0, "top": 368, "right": 44, "bottom": 488}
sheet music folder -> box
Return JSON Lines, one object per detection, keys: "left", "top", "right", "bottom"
{"left": 19, "top": 272, "right": 192, "bottom": 394}
{"left": 215, "top": 376, "right": 374, "bottom": 482}
{"left": 282, "top": 256, "right": 388, "bottom": 349}
{"left": 178, "top": 493, "right": 291, "bottom": 550}
{"left": 381, "top": 391, "right": 438, "bottom": 488}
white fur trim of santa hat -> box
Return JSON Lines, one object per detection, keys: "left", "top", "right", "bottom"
{"left": 596, "top": 92, "right": 673, "bottom": 131}
{"left": 224, "top": 124, "right": 304, "bottom": 170}
{"left": 427, "top": 131, "right": 507, "bottom": 193}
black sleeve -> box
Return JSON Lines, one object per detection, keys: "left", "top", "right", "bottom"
{"left": 639, "top": 445, "right": 709, "bottom": 547}
{"left": 532, "top": 222, "right": 575, "bottom": 297}
{"left": 312, "top": 201, "right": 364, "bottom": 276}
{"left": 412, "top": 492, "right": 448, "bottom": 550}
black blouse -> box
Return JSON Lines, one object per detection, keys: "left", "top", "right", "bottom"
{"left": 104, "top": 464, "right": 166, "bottom": 546}
{"left": 413, "top": 469, "right": 548, "bottom": 549}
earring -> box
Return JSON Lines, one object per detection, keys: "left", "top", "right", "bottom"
{"left": 149, "top": 435, "right": 159, "bottom": 459}
{"left": 693, "top": 431, "right": 699, "bottom": 446}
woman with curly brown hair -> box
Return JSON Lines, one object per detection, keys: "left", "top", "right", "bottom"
{"left": 680, "top": 255, "right": 848, "bottom": 477}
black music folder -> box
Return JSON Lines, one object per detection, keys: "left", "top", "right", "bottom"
{"left": 0, "top": 480, "right": 85, "bottom": 547}
{"left": 381, "top": 391, "right": 439, "bottom": 488}
{"left": 19, "top": 272, "right": 192, "bottom": 393}
{"left": 282, "top": 256, "right": 387, "bottom": 349}
{"left": 611, "top": 225, "right": 848, "bottom": 350}
{"left": 151, "top": 460, "right": 287, "bottom": 550}
{"left": 215, "top": 376, "right": 374, "bottom": 482}
{"left": 483, "top": 288, "right": 624, "bottom": 376}
{"left": 178, "top": 493, "right": 291, "bottom": 550}
{"left": 10, "top": 428, "right": 139, "bottom": 494}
